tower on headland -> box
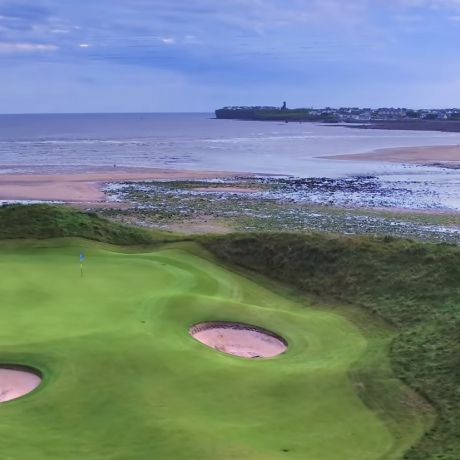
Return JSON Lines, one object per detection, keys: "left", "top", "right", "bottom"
{"left": 281, "top": 101, "right": 287, "bottom": 110}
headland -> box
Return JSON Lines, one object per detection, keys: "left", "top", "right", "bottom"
{"left": 215, "top": 103, "right": 460, "bottom": 132}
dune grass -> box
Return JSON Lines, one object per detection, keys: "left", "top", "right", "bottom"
{"left": 0, "top": 237, "right": 430, "bottom": 460}
{"left": 0, "top": 204, "right": 179, "bottom": 245}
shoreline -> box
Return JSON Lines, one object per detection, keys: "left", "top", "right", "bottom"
{"left": 3, "top": 163, "right": 460, "bottom": 240}
{"left": 215, "top": 116, "right": 460, "bottom": 132}
{"left": 342, "top": 120, "right": 460, "bottom": 133}
{"left": 2, "top": 144, "right": 460, "bottom": 205}
{"left": 0, "top": 168, "right": 254, "bottom": 203}
{"left": 95, "top": 175, "right": 460, "bottom": 242}
{"left": 320, "top": 145, "right": 460, "bottom": 166}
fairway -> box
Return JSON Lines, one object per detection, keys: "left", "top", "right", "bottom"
{"left": 0, "top": 240, "right": 429, "bottom": 460}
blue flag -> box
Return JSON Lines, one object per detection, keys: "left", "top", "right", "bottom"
{"left": 79, "top": 252, "right": 84, "bottom": 262}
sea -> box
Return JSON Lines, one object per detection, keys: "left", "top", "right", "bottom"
{"left": 2, "top": 112, "right": 460, "bottom": 209}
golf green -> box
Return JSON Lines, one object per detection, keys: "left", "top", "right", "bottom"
{"left": 0, "top": 240, "right": 429, "bottom": 459}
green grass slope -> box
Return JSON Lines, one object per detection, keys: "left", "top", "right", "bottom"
{"left": 201, "top": 232, "right": 460, "bottom": 459}
{"left": 0, "top": 204, "right": 178, "bottom": 245}
{"left": 0, "top": 240, "right": 426, "bottom": 460}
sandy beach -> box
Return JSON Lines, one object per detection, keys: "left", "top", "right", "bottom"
{"left": 321, "top": 145, "right": 460, "bottom": 166}
{"left": 0, "top": 168, "right": 249, "bottom": 203}
{"left": 2, "top": 144, "right": 460, "bottom": 205}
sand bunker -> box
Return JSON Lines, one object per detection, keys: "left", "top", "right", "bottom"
{"left": 0, "top": 367, "right": 42, "bottom": 403}
{"left": 190, "top": 322, "right": 287, "bottom": 358}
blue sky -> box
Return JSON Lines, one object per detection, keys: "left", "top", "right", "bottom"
{"left": 1, "top": 0, "right": 460, "bottom": 113}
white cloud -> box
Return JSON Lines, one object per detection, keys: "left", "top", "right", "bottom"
{"left": 161, "top": 37, "right": 175, "bottom": 44}
{"left": 0, "top": 42, "right": 58, "bottom": 52}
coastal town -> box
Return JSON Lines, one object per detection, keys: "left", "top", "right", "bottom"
{"left": 216, "top": 103, "right": 460, "bottom": 122}
{"left": 295, "top": 106, "right": 460, "bottom": 121}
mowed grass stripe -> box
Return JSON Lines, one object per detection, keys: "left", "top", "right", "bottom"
{"left": 0, "top": 241, "right": 428, "bottom": 459}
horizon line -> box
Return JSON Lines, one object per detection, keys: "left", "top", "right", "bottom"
{"left": 0, "top": 111, "right": 216, "bottom": 116}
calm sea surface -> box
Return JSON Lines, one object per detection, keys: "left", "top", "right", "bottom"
{"left": 1, "top": 112, "right": 460, "bottom": 176}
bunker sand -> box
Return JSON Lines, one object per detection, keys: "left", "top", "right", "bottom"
{"left": 189, "top": 322, "right": 287, "bottom": 358}
{"left": 0, "top": 368, "right": 41, "bottom": 403}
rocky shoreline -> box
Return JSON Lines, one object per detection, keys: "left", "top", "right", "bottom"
{"left": 103, "top": 175, "right": 455, "bottom": 211}
{"left": 93, "top": 175, "right": 460, "bottom": 244}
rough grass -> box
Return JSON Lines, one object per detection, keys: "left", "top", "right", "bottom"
{"left": 200, "top": 232, "right": 460, "bottom": 459}
{"left": 0, "top": 204, "right": 180, "bottom": 245}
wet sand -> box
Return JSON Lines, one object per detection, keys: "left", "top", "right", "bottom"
{"left": 0, "top": 168, "right": 251, "bottom": 203}
{"left": 321, "top": 145, "right": 460, "bottom": 165}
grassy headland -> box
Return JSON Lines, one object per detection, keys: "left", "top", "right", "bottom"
{"left": 215, "top": 107, "right": 338, "bottom": 122}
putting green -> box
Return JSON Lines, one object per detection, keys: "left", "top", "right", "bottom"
{"left": 0, "top": 240, "right": 429, "bottom": 459}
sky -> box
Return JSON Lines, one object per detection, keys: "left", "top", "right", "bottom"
{"left": 1, "top": 0, "right": 460, "bottom": 113}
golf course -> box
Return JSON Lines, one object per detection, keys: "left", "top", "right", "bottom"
{"left": 3, "top": 205, "right": 460, "bottom": 459}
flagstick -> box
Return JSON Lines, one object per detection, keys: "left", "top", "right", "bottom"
{"left": 79, "top": 253, "right": 85, "bottom": 277}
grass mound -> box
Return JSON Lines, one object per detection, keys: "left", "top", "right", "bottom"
{"left": 201, "top": 232, "right": 460, "bottom": 459}
{"left": 0, "top": 204, "right": 178, "bottom": 245}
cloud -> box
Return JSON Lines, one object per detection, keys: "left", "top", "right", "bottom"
{"left": 0, "top": 41, "right": 57, "bottom": 51}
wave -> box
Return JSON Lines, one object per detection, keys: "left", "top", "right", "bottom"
{"left": 0, "top": 140, "right": 148, "bottom": 146}
{"left": 204, "top": 133, "right": 460, "bottom": 143}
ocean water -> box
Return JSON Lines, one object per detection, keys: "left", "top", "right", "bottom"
{"left": 2, "top": 112, "right": 460, "bottom": 209}
{"left": 1, "top": 112, "right": 460, "bottom": 176}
